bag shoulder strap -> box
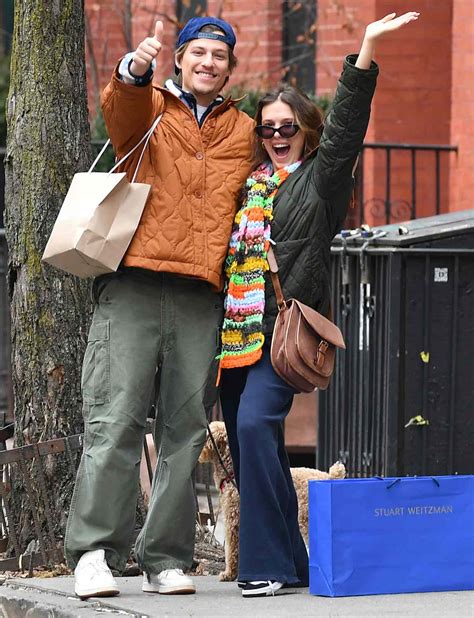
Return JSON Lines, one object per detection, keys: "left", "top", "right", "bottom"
{"left": 267, "top": 246, "right": 286, "bottom": 310}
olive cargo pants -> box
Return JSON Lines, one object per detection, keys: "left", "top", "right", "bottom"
{"left": 65, "top": 268, "right": 222, "bottom": 573}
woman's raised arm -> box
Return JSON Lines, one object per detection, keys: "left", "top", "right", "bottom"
{"left": 311, "top": 10, "right": 420, "bottom": 209}
{"left": 356, "top": 11, "right": 420, "bottom": 70}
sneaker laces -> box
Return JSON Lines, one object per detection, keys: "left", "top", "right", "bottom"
{"left": 248, "top": 580, "right": 280, "bottom": 596}
{"left": 81, "top": 558, "right": 112, "bottom": 579}
{"left": 269, "top": 581, "right": 278, "bottom": 596}
{"left": 162, "top": 568, "right": 184, "bottom": 578}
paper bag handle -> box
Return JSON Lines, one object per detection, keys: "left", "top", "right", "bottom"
{"left": 88, "top": 114, "right": 163, "bottom": 182}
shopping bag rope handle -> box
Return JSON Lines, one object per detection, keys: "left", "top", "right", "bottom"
{"left": 384, "top": 477, "right": 441, "bottom": 489}
{"left": 87, "top": 114, "right": 163, "bottom": 182}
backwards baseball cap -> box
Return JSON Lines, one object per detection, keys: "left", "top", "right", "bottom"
{"left": 176, "top": 16, "right": 236, "bottom": 50}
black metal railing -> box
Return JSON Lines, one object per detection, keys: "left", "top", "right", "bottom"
{"left": 353, "top": 143, "right": 458, "bottom": 226}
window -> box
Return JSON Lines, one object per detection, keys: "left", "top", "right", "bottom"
{"left": 177, "top": 0, "right": 207, "bottom": 28}
{"left": 283, "top": 0, "right": 316, "bottom": 92}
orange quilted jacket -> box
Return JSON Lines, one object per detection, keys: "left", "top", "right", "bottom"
{"left": 101, "top": 70, "right": 254, "bottom": 290}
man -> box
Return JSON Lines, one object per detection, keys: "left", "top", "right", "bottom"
{"left": 65, "top": 16, "right": 254, "bottom": 599}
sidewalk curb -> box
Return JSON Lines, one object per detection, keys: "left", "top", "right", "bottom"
{"left": 0, "top": 580, "right": 146, "bottom": 618}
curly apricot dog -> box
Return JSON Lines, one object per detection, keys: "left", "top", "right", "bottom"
{"left": 199, "top": 420, "right": 346, "bottom": 581}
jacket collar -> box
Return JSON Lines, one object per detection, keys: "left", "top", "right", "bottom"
{"left": 162, "top": 79, "right": 240, "bottom": 111}
{"left": 165, "top": 79, "right": 223, "bottom": 108}
{"left": 163, "top": 79, "right": 231, "bottom": 126}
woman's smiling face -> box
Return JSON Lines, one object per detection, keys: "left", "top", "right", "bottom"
{"left": 260, "top": 98, "right": 305, "bottom": 170}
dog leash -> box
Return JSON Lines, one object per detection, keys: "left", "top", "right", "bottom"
{"left": 206, "top": 422, "right": 238, "bottom": 490}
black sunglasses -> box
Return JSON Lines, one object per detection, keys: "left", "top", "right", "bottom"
{"left": 255, "top": 123, "right": 300, "bottom": 139}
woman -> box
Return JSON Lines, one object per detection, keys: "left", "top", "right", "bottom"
{"left": 218, "top": 11, "right": 420, "bottom": 597}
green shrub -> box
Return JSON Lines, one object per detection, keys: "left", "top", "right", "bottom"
{"left": 90, "top": 108, "right": 115, "bottom": 172}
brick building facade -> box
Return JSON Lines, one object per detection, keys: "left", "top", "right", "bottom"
{"left": 85, "top": 0, "right": 473, "bottom": 226}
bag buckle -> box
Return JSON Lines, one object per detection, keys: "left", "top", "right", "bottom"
{"left": 315, "top": 340, "right": 329, "bottom": 369}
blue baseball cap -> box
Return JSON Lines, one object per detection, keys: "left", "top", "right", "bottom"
{"left": 176, "top": 16, "right": 236, "bottom": 50}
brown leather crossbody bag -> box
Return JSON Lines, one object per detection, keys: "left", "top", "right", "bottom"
{"left": 268, "top": 246, "right": 346, "bottom": 392}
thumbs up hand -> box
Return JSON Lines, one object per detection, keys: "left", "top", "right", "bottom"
{"left": 130, "top": 21, "right": 163, "bottom": 77}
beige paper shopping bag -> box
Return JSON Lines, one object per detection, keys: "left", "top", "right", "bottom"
{"left": 42, "top": 115, "right": 162, "bottom": 278}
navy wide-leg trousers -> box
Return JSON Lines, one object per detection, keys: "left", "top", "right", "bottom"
{"left": 219, "top": 348, "right": 309, "bottom": 584}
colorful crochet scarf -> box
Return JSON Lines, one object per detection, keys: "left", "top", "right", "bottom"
{"left": 219, "top": 160, "right": 301, "bottom": 372}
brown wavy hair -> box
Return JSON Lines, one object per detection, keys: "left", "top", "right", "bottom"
{"left": 252, "top": 85, "right": 324, "bottom": 167}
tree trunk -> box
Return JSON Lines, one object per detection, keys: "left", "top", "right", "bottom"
{"left": 4, "top": 0, "right": 92, "bottom": 550}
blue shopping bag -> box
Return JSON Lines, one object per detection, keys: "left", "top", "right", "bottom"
{"left": 309, "top": 475, "right": 474, "bottom": 596}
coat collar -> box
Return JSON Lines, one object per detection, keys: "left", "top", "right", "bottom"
{"left": 160, "top": 79, "right": 241, "bottom": 111}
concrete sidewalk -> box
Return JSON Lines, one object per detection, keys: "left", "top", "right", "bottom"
{"left": 0, "top": 575, "right": 473, "bottom": 617}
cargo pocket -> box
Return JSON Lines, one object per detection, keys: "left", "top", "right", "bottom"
{"left": 81, "top": 320, "right": 111, "bottom": 405}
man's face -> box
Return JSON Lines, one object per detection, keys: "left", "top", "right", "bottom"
{"left": 176, "top": 37, "right": 231, "bottom": 106}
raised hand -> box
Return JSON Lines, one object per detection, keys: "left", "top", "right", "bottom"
{"left": 130, "top": 21, "right": 163, "bottom": 77}
{"left": 365, "top": 12, "right": 420, "bottom": 41}
{"left": 356, "top": 11, "right": 420, "bottom": 69}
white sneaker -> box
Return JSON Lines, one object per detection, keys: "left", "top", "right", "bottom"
{"left": 74, "top": 549, "right": 120, "bottom": 599}
{"left": 142, "top": 569, "right": 196, "bottom": 595}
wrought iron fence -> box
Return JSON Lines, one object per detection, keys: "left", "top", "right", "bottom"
{"left": 0, "top": 434, "right": 83, "bottom": 571}
{"left": 351, "top": 143, "right": 458, "bottom": 227}
{"left": 0, "top": 425, "right": 218, "bottom": 573}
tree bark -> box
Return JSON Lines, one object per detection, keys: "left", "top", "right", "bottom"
{"left": 4, "top": 0, "right": 92, "bottom": 548}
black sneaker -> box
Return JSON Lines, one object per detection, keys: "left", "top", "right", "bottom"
{"left": 241, "top": 580, "right": 284, "bottom": 597}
